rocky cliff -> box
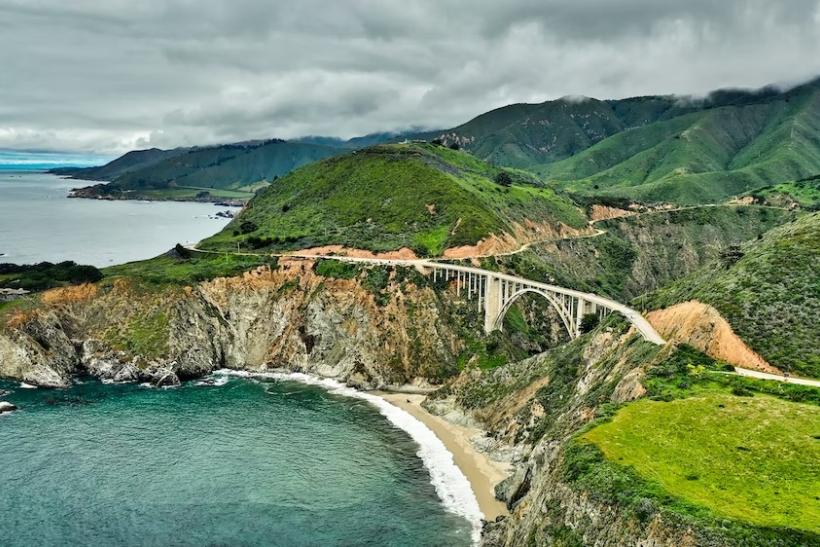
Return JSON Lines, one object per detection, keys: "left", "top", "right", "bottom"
{"left": 0, "top": 260, "right": 490, "bottom": 389}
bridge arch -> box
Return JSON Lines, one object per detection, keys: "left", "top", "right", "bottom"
{"left": 491, "top": 288, "right": 577, "bottom": 338}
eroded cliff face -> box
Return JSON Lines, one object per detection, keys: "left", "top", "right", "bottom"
{"left": 0, "top": 262, "right": 474, "bottom": 389}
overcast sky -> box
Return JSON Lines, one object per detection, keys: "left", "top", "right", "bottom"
{"left": 2, "top": 0, "right": 820, "bottom": 156}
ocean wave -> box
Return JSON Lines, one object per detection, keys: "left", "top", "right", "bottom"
{"left": 194, "top": 376, "right": 229, "bottom": 387}
{"left": 213, "top": 369, "right": 483, "bottom": 544}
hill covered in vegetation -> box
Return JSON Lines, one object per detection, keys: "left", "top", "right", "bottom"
{"left": 641, "top": 212, "right": 820, "bottom": 377}
{"left": 201, "top": 143, "right": 587, "bottom": 256}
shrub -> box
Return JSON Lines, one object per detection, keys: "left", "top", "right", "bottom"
{"left": 314, "top": 259, "right": 359, "bottom": 279}
{"left": 494, "top": 171, "right": 513, "bottom": 187}
{"left": 0, "top": 261, "right": 103, "bottom": 291}
{"left": 239, "top": 220, "right": 258, "bottom": 234}
{"left": 579, "top": 312, "right": 600, "bottom": 333}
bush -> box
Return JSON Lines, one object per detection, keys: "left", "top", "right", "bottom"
{"left": 494, "top": 171, "right": 513, "bottom": 187}
{"left": 314, "top": 259, "right": 359, "bottom": 279}
{"left": 579, "top": 312, "right": 600, "bottom": 333}
{"left": 239, "top": 220, "right": 258, "bottom": 234}
{"left": 0, "top": 261, "right": 103, "bottom": 291}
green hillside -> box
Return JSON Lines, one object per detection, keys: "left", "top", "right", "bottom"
{"left": 538, "top": 80, "right": 820, "bottom": 204}
{"left": 493, "top": 205, "right": 792, "bottom": 300}
{"left": 68, "top": 139, "right": 344, "bottom": 202}
{"left": 420, "top": 78, "right": 820, "bottom": 205}
{"left": 745, "top": 174, "right": 820, "bottom": 210}
{"left": 426, "top": 96, "right": 695, "bottom": 168}
{"left": 641, "top": 212, "right": 820, "bottom": 377}
{"left": 201, "top": 143, "right": 586, "bottom": 256}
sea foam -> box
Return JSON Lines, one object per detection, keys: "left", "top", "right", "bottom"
{"left": 212, "top": 369, "right": 483, "bottom": 544}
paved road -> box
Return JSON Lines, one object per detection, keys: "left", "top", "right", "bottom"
{"left": 729, "top": 367, "right": 820, "bottom": 388}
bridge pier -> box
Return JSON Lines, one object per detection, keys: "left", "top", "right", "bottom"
{"left": 575, "top": 299, "right": 596, "bottom": 333}
{"left": 483, "top": 275, "right": 502, "bottom": 334}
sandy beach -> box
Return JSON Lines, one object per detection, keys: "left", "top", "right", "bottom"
{"left": 377, "top": 392, "right": 511, "bottom": 521}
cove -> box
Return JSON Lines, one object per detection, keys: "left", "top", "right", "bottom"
{"left": 0, "top": 376, "right": 474, "bottom": 546}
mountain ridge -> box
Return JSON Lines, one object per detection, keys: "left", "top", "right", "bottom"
{"left": 57, "top": 76, "right": 820, "bottom": 205}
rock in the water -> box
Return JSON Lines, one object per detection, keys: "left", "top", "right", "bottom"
{"left": 154, "top": 369, "right": 181, "bottom": 388}
{"left": 113, "top": 363, "right": 139, "bottom": 383}
{"left": 0, "top": 401, "right": 17, "bottom": 414}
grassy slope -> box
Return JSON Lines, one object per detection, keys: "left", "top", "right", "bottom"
{"left": 640, "top": 212, "right": 820, "bottom": 377}
{"left": 430, "top": 95, "right": 694, "bottom": 168}
{"left": 102, "top": 250, "right": 276, "bottom": 286}
{"left": 538, "top": 82, "right": 820, "bottom": 204}
{"left": 52, "top": 148, "right": 188, "bottom": 180}
{"left": 584, "top": 393, "right": 819, "bottom": 533}
{"left": 745, "top": 174, "right": 820, "bottom": 210}
{"left": 201, "top": 143, "right": 586, "bottom": 256}
{"left": 561, "top": 344, "right": 820, "bottom": 545}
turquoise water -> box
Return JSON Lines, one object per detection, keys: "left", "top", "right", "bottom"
{"left": 0, "top": 376, "right": 473, "bottom": 546}
{"left": 0, "top": 171, "right": 233, "bottom": 267}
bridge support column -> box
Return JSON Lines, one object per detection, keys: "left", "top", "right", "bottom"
{"left": 575, "top": 299, "right": 597, "bottom": 335}
{"left": 483, "top": 275, "right": 502, "bottom": 334}
{"left": 575, "top": 298, "right": 585, "bottom": 335}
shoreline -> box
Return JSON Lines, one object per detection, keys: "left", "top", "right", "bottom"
{"left": 376, "top": 392, "right": 510, "bottom": 521}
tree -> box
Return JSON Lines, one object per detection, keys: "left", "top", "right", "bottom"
{"left": 719, "top": 245, "right": 744, "bottom": 267}
{"left": 579, "top": 312, "right": 600, "bottom": 333}
{"left": 173, "top": 243, "right": 191, "bottom": 259}
{"left": 494, "top": 171, "right": 513, "bottom": 186}
{"left": 239, "top": 220, "right": 258, "bottom": 234}
{"left": 431, "top": 138, "right": 444, "bottom": 146}
{"left": 448, "top": 142, "right": 461, "bottom": 150}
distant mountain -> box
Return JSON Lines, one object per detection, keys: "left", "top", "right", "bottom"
{"left": 294, "top": 129, "right": 430, "bottom": 149}
{"left": 426, "top": 78, "right": 820, "bottom": 204}
{"left": 64, "top": 139, "right": 345, "bottom": 202}
{"left": 54, "top": 147, "right": 189, "bottom": 180}
{"left": 200, "top": 142, "right": 586, "bottom": 256}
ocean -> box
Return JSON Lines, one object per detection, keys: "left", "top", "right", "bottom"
{"left": 0, "top": 171, "right": 234, "bottom": 267}
{"left": 0, "top": 374, "right": 476, "bottom": 546}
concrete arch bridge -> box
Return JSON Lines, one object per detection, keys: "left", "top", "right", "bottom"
{"left": 291, "top": 254, "right": 665, "bottom": 345}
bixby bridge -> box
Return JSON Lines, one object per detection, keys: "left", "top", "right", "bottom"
{"left": 288, "top": 254, "right": 666, "bottom": 345}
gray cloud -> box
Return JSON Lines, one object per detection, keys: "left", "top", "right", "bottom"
{"left": 1, "top": 0, "right": 819, "bottom": 154}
